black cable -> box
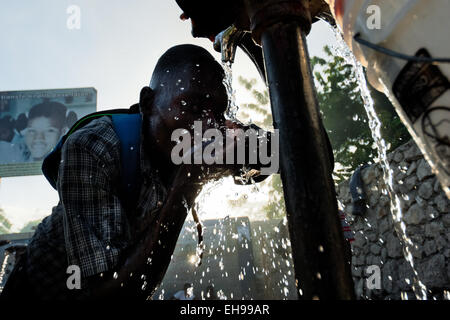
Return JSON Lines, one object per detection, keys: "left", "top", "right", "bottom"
{"left": 421, "top": 106, "right": 450, "bottom": 147}
{"left": 354, "top": 33, "right": 450, "bottom": 64}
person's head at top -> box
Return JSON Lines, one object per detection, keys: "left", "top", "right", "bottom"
{"left": 139, "top": 44, "right": 231, "bottom": 179}
{"left": 24, "top": 101, "right": 68, "bottom": 161}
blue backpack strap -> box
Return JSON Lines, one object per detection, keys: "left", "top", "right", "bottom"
{"left": 42, "top": 138, "right": 65, "bottom": 190}
{"left": 42, "top": 108, "right": 133, "bottom": 190}
{"left": 42, "top": 107, "right": 142, "bottom": 210}
{"left": 111, "top": 113, "right": 142, "bottom": 210}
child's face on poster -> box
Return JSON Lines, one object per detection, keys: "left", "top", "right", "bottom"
{"left": 24, "top": 116, "right": 62, "bottom": 160}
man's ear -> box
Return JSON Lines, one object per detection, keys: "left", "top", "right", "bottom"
{"left": 139, "top": 86, "right": 155, "bottom": 116}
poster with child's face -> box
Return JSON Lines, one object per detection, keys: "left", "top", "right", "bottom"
{"left": 0, "top": 88, "right": 96, "bottom": 177}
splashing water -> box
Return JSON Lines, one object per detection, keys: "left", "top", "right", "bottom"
{"left": 222, "top": 61, "right": 260, "bottom": 184}
{"left": 0, "top": 251, "right": 13, "bottom": 292}
{"left": 331, "top": 26, "right": 428, "bottom": 300}
{"left": 149, "top": 60, "right": 296, "bottom": 300}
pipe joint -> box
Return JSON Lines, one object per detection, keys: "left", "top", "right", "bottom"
{"left": 245, "top": 0, "right": 312, "bottom": 44}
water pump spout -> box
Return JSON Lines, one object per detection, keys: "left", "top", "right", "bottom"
{"left": 214, "top": 25, "right": 267, "bottom": 82}
{"left": 213, "top": 25, "right": 245, "bottom": 64}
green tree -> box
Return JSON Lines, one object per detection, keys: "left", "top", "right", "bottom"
{"left": 311, "top": 45, "right": 410, "bottom": 181}
{"left": 263, "top": 175, "right": 286, "bottom": 219}
{"left": 237, "top": 77, "right": 273, "bottom": 129}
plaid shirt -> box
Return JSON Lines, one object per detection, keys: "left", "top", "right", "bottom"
{"left": 23, "top": 115, "right": 167, "bottom": 299}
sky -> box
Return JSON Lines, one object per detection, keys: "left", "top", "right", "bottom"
{"left": 0, "top": 0, "right": 337, "bottom": 231}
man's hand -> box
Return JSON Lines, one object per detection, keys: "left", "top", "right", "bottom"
{"left": 173, "top": 120, "right": 246, "bottom": 187}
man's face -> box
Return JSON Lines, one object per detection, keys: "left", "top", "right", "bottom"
{"left": 154, "top": 63, "right": 228, "bottom": 138}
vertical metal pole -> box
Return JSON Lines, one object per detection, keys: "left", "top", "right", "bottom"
{"left": 245, "top": 0, "right": 355, "bottom": 299}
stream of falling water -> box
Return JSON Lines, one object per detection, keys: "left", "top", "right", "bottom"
{"left": 222, "top": 61, "right": 239, "bottom": 120}
{"left": 331, "top": 26, "right": 428, "bottom": 300}
{"left": 221, "top": 61, "right": 261, "bottom": 186}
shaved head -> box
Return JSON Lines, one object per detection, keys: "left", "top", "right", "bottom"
{"left": 140, "top": 44, "right": 229, "bottom": 168}
{"left": 150, "top": 44, "right": 224, "bottom": 93}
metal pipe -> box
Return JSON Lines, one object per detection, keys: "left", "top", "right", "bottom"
{"left": 245, "top": 0, "right": 355, "bottom": 300}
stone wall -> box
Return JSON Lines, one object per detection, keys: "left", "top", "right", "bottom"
{"left": 336, "top": 140, "right": 450, "bottom": 300}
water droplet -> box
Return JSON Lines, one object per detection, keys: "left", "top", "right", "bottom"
{"left": 113, "top": 272, "right": 118, "bottom": 279}
{"left": 181, "top": 100, "right": 187, "bottom": 106}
